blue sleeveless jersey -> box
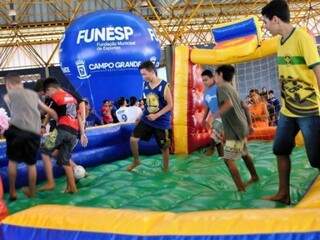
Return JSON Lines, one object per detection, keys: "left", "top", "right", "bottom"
{"left": 141, "top": 80, "right": 171, "bottom": 129}
{"left": 204, "top": 85, "right": 218, "bottom": 113}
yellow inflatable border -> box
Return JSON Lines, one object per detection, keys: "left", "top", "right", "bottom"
{"left": 2, "top": 177, "right": 320, "bottom": 235}
{"left": 191, "top": 37, "right": 278, "bottom": 65}
{"left": 173, "top": 45, "right": 189, "bottom": 154}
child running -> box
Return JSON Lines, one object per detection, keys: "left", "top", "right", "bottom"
{"left": 214, "top": 65, "right": 259, "bottom": 191}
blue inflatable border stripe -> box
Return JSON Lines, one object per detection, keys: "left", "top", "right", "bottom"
{"left": 212, "top": 18, "right": 257, "bottom": 43}
{"left": 0, "top": 124, "right": 160, "bottom": 192}
{"left": 1, "top": 224, "right": 320, "bottom": 240}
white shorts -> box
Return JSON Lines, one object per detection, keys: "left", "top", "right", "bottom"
{"left": 223, "top": 139, "right": 248, "bottom": 160}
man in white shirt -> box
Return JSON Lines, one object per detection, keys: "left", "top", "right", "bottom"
{"left": 128, "top": 96, "right": 143, "bottom": 122}
{"left": 116, "top": 97, "right": 142, "bottom": 123}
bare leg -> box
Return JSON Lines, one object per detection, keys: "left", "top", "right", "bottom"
{"left": 70, "top": 159, "right": 76, "bottom": 168}
{"left": 242, "top": 154, "right": 259, "bottom": 187}
{"left": 224, "top": 159, "right": 246, "bottom": 192}
{"left": 23, "top": 164, "right": 37, "bottom": 198}
{"left": 263, "top": 155, "right": 291, "bottom": 205}
{"left": 8, "top": 160, "right": 17, "bottom": 200}
{"left": 63, "top": 164, "right": 77, "bottom": 193}
{"left": 39, "top": 153, "right": 55, "bottom": 191}
{"left": 162, "top": 147, "right": 170, "bottom": 172}
{"left": 127, "top": 136, "right": 141, "bottom": 171}
{"left": 216, "top": 143, "right": 224, "bottom": 157}
{"left": 205, "top": 140, "right": 215, "bottom": 156}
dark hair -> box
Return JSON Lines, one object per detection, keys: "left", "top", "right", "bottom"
{"left": 83, "top": 98, "right": 89, "bottom": 104}
{"left": 261, "top": 0, "right": 290, "bottom": 23}
{"left": 140, "top": 98, "right": 146, "bottom": 104}
{"left": 34, "top": 79, "right": 44, "bottom": 92}
{"left": 117, "top": 97, "right": 126, "bottom": 106}
{"left": 4, "top": 73, "right": 21, "bottom": 85}
{"left": 201, "top": 69, "right": 213, "bottom": 78}
{"left": 130, "top": 96, "right": 138, "bottom": 106}
{"left": 215, "top": 65, "right": 235, "bottom": 82}
{"left": 139, "top": 60, "right": 156, "bottom": 73}
{"left": 43, "top": 77, "right": 60, "bottom": 91}
{"left": 268, "top": 90, "right": 274, "bottom": 94}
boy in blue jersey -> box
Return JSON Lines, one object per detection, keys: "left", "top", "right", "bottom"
{"left": 127, "top": 61, "right": 173, "bottom": 172}
{"left": 201, "top": 69, "right": 224, "bottom": 156}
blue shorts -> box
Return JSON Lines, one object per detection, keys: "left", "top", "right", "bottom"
{"left": 273, "top": 113, "right": 320, "bottom": 168}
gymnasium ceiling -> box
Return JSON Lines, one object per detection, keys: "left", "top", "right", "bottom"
{"left": 0, "top": 0, "right": 319, "bottom": 49}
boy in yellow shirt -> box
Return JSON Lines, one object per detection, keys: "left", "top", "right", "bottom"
{"left": 262, "top": 0, "right": 320, "bottom": 204}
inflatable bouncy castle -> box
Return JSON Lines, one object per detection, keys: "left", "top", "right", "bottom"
{"left": 173, "top": 17, "right": 278, "bottom": 153}
{"left": 1, "top": 16, "right": 320, "bottom": 240}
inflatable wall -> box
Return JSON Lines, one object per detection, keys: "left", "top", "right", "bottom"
{"left": 59, "top": 10, "right": 161, "bottom": 113}
{"left": 0, "top": 124, "right": 160, "bottom": 192}
{"left": 173, "top": 46, "right": 211, "bottom": 154}
{"left": 2, "top": 17, "right": 319, "bottom": 240}
{"left": 173, "top": 17, "right": 278, "bottom": 153}
{"left": 191, "top": 16, "right": 277, "bottom": 65}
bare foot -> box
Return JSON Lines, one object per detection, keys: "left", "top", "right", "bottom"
{"left": 127, "top": 161, "right": 140, "bottom": 171}
{"left": 244, "top": 176, "right": 259, "bottom": 187}
{"left": 22, "top": 187, "right": 35, "bottom": 198}
{"left": 205, "top": 147, "right": 214, "bottom": 156}
{"left": 237, "top": 186, "right": 246, "bottom": 192}
{"left": 263, "top": 194, "right": 291, "bottom": 205}
{"left": 38, "top": 183, "right": 55, "bottom": 191}
{"left": 64, "top": 187, "right": 78, "bottom": 194}
{"left": 9, "top": 194, "right": 17, "bottom": 201}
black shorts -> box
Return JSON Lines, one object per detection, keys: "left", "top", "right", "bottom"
{"left": 133, "top": 121, "right": 171, "bottom": 149}
{"left": 4, "top": 125, "right": 41, "bottom": 165}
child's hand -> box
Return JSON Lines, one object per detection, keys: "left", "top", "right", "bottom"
{"left": 80, "top": 133, "right": 88, "bottom": 147}
{"left": 146, "top": 113, "right": 158, "bottom": 121}
{"left": 40, "top": 126, "right": 46, "bottom": 136}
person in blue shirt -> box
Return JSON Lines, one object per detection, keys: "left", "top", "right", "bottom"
{"left": 127, "top": 61, "right": 173, "bottom": 172}
{"left": 201, "top": 69, "right": 224, "bottom": 157}
{"left": 84, "top": 100, "right": 101, "bottom": 128}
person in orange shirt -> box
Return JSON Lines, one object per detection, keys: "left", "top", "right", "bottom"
{"left": 249, "top": 92, "right": 269, "bottom": 128}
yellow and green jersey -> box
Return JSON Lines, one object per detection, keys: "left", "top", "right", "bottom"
{"left": 277, "top": 27, "right": 320, "bottom": 117}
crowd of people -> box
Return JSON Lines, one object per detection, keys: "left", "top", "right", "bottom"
{"left": 245, "top": 88, "right": 280, "bottom": 127}
{"left": 86, "top": 96, "right": 144, "bottom": 128}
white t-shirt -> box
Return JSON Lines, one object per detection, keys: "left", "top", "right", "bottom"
{"left": 116, "top": 106, "right": 142, "bottom": 123}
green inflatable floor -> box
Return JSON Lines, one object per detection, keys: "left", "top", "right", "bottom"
{"left": 5, "top": 141, "right": 318, "bottom": 214}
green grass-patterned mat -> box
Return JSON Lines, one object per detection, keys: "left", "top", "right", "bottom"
{"left": 5, "top": 141, "right": 318, "bottom": 214}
